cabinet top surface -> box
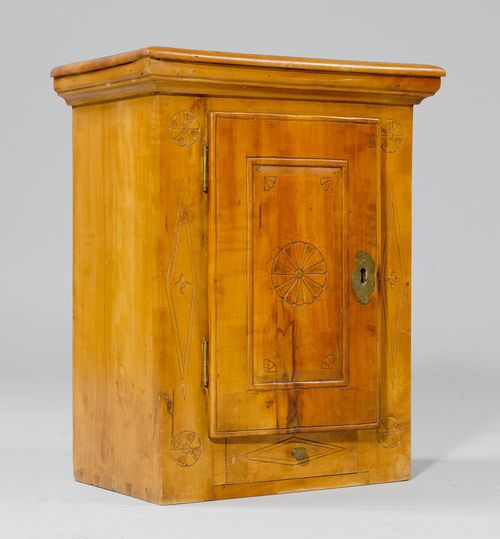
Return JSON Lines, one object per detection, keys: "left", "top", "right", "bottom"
{"left": 51, "top": 45, "right": 445, "bottom": 78}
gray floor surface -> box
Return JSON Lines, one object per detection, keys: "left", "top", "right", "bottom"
{"left": 1, "top": 364, "right": 498, "bottom": 539}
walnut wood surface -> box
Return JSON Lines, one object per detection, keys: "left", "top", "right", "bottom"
{"left": 54, "top": 47, "right": 443, "bottom": 504}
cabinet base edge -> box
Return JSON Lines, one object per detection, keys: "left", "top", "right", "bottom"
{"left": 74, "top": 471, "right": 411, "bottom": 505}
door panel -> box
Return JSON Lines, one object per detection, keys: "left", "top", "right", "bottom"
{"left": 250, "top": 159, "right": 347, "bottom": 388}
{"left": 209, "top": 112, "right": 380, "bottom": 438}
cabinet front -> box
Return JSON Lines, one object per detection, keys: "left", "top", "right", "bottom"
{"left": 209, "top": 112, "right": 381, "bottom": 438}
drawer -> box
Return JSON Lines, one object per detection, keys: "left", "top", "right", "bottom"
{"left": 223, "top": 431, "right": 358, "bottom": 485}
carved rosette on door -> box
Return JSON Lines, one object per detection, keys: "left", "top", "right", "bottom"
{"left": 271, "top": 241, "right": 327, "bottom": 306}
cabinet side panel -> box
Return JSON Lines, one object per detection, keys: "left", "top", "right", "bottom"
{"left": 157, "top": 96, "right": 214, "bottom": 504}
{"left": 72, "top": 97, "right": 162, "bottom": 503}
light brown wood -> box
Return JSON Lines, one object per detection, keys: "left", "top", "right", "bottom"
{"left": 52, "top": 46, "right": 444, "bottom": 504}
{"left": 52, "top": 46, "right": 444, "bottom": 107}
{"left": 72, "top": 97, "right": 163, "bottom": 503}
{"left": 51, "top": 46, "right": 446, "bottom": 78}
{"left": 208, "top": 112, "right": 380, "bottom": 437}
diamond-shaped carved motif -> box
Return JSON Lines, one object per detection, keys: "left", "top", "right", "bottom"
{"left": 245, "top": 437, "right": 344, "bottom": 466}
{"left": 381, "top": 191, "right": 407, "bottom": 387}
{"left": 166, "top": 185, "right": 198, "bottom": 396}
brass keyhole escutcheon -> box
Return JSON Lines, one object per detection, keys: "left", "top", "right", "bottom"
{"left": 291, "top": 446, "right": 308, "bottom": 462}
{"left": 352, "top": 251, "right": 376, "bottom": 304}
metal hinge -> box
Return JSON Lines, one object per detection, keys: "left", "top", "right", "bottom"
{"left": 202, "top": 145, "right": 208, "bottom": 193}
{"left": 202, "top": 338, "right": 209, "bottom": 388}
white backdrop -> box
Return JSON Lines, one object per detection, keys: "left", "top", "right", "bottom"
{"left": 1, "top": 0, "right": 499, "bottom": 537}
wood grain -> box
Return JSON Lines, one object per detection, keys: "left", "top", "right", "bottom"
{"left": 51, "top": 46, "right": 444, "bottom": 107}
{"left": 51, "top": 46, "right": 445, "bottom": 78}
{"left": 208, "top": 112, "right": 380, "bottom": 438}
{"left": 223, "top": 431, "right": 359, "bottom": 485}
{"left": 54, "top": 47, "right": 444, "bottom": 504}
{"left": 72, "top": 97, "right": 163, "bottom": 503}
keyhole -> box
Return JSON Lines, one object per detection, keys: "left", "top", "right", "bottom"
{"left": 360, "top": 267, "right": 367, "bottom": 284}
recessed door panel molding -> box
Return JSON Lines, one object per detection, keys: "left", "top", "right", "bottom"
{"left": 209, "top": 112, "right": 381, "bottom": 438}
{"left": 249, "top": 158, "right": 348, "bottom": 390}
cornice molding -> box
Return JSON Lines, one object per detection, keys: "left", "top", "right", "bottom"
{"left": 52, "top": 47, "right": 445, "bottom": 107}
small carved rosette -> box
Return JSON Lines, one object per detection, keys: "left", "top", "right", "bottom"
{"left": 376, "top": 416, "right": 403, "bottom": 448}
{"left": 169, "top": 111, "right": 200, "bottom": 147}
{"left": 381, "top": 119, "right": 404, "bottom": 153}
{"left": 171, "top": 430, "right": 202, "bottom": 466}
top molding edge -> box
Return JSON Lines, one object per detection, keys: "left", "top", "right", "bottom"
{"left": 51, "top": 46, "right": 445, "bottom": 107}
{"left": 51, "top": 46, "right": 446, "bottom": 79}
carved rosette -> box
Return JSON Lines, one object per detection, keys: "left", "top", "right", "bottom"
{"left": 271, "top": 241, "right": 327, "bottom": 306}
{"left": 381, "top": 119, "right": 404, "bottom": 153}
{"left": 376, "top": 416, "right": 403, "bottom": 448}
{"left": 169, "top": 111, "right": 200, "bottom": 147}
{"left": 171, "top": 430, "right": 202, "bottom": 466}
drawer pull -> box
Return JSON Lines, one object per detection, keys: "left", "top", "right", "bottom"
{"left": 291, "top": 447, "right": 308, "bottom": 462}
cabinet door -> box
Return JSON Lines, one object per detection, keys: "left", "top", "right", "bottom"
{"left": 208, "top": 112, "right": 380, "bottom": 438}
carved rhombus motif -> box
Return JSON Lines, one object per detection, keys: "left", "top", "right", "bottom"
{"left": 245, "top": 437, "right": 344, "bottom": 466}
{"left": 166, "top": 184, "right": 198, "bottom": 396}
{"left": 381, "top": 190, "right": 407, "bottom": 387}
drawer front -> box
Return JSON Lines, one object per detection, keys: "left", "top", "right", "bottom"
{"left": 209, "top": 112, "right": 380, "bottom": 437}
{"left": 224, "top": 431, "right": 358, "bottom": 485}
